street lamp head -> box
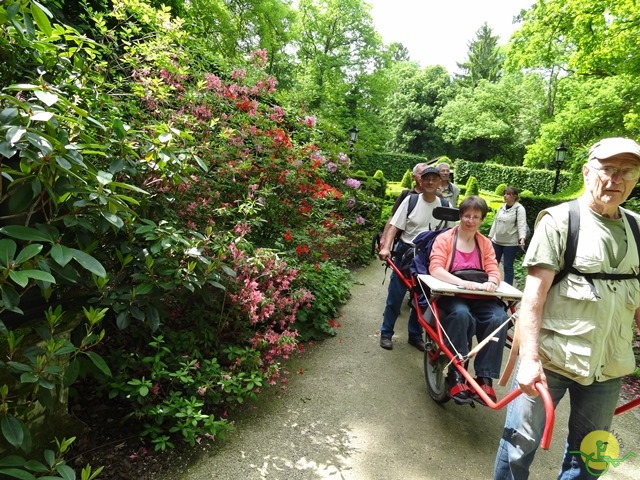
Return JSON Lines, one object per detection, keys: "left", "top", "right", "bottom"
{"left": 555, "top": 142, "right": 568, "bottom": 167}
{"left": 348, "top": 125, "right": 359, "bottom": 144}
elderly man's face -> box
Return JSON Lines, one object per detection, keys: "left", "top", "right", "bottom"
{"left": 438, "top": 166, "right": 450, "bottom": 180}
{"left": 583, "top": 153, "right": 640, "bottom": 207}
{"left": 420, "top": 173, "right": 440, "bottom": 192}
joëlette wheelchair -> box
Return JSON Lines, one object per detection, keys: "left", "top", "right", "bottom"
{"left": 385, "top": 205, "right": 640, "bottom": 450}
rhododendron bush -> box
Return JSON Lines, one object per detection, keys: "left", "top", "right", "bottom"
{"left": 0, "top": 0, "right": 380, "bottom": 461}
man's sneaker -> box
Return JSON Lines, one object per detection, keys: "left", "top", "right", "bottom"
{"left": 380, "top": 336, "right": 393, "bottom": 350}
{"left": 408, "top": 337, "right": 425, "bottom": 352}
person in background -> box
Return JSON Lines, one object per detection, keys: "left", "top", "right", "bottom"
{"left": 377, "top": 167, "right": 454, "bottom": 351}
{"left": 494, "top": 137, "right": 640, "bottom": 479}
{"left": 428, "top": 196, "right": 507, "bottom": 405}
{"left": 437, "top": 162, "right": 460, "bottom": 207}
{"left": 489, "top": 186, "right": 527, "bottom": 285}
{"left": 378, "top": 162, "right": 428, "bottom": 246}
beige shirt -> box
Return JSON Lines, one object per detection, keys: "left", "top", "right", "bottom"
{"left": 524, "top": 200, "right": 640, "bottom": 384}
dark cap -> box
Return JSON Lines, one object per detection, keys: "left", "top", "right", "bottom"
{"left": 420, "top": 167, "right": 441, "bottom": 177}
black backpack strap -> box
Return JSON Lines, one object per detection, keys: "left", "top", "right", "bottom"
{"left": 624, "top": 211, "right": 640, "bottom": 262}
{"left": 552, "top": 200, "right": 580, "bottom": 287}
{"left": 552, "top": 202, "right": 640, "bottom": 294}
{"left": 407, "top": 193, "right": 420, "bottom": 217}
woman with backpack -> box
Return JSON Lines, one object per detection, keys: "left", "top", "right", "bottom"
{"left": 488, "top": 186, "right": 528, "bottom": 286}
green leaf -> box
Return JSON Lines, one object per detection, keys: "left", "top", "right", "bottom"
{"left": 86, "top": 351, "right": 112, "bottom": 377}
{"left": 8, "top": 271, "right": 29, "bottom": 288}
{"left": 0, "top": 226, "right": 52, "bottom": 242}
{"left": 0, "top": 108, "right": 19, "bottom": 123}
{"left": 112, "top": 118, "right": 127, "bottom": 139}
{"left": 100, "top": 211, "right": 124, "bottom": 228}
{"left": 34, "top": 90, "right": 58, "bottom": 107}
{"left": 44, "top": 449, "right": 55, "bottom": 467}
{"left": 50, "top": 244, "right": 73, "bottom": 267}
{"left": 1, "top": 416, "right": 24, "bottom": 449}
{"left": 14, "top": 244, "right": 43, "bottom": 264}
{"left": 96, "top": 170, "right": 112, "bottom": 185}
{"left": 134, "top": 283, "right": 154, "bottom": 295}
{"left": 0, "top": 468, "right": 37, "bottom": 480}
{"left": 63, "top": 359, "right": 80, "bottom": 387}
{"left": 6, "top": 126, "right": 26, "bottom": 144}
{"left": 0, "top": 141, "right": 17, "bottom": 158}
{"left": 30, "top": 1, "right": 53, "bottom": 35}
{"left": 116, "top": 311, "right": 130, "bottom": 330}
{"left": 68, "top": 249, "right": 106, "bottom": 277}
{"left": 1, "top": 285, "right": 22, "bottom": 312}
{"left": 15, "top": 269, "right": 55, "bottom": 285}
{"left": 30, "top": 111, "right": 54, "bottom": 122}
{"left": 0, "top": 455, "right": 26, "bottom": 467}
{"left": 56, "top": 464, "right": 75, "bottom": 480}
{"left": 23, "top": 460, "right": 48, "bottom": 473}
{"left": 0, "top": 238, "right": 17, "bottom": 266}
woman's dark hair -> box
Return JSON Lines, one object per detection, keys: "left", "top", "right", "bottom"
{"left": 459, "top": 195, "right": 489, "bottom": 219}
{"left": 504, "top": 186, "right": 519, "bottom": 199}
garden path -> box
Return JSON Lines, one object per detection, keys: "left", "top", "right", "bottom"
{"left": 173, "top": 260, "right": 640, "bottom": 480}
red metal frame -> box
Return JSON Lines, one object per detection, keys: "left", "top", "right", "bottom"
{"left": 386, "top": 258, "right": 558, "bottom": 448}
{"left": 388, "top": 256, "right": 640, "bottom": 450}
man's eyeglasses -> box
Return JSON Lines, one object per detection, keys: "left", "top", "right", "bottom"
{"left": 590, "top": 164, "right": 640, "bottom": 181}
{"left": 461, "top": 215, "right": 482, "bottom": 222}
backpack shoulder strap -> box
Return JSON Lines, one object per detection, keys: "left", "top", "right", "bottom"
{"left": 551, "top": 199, "right": 580, "bottom": 287}
{"left": 407, "top": 193, "right": 420, "bottom": 217}
{"left": 623, "top": 210, "right": 640, "bottom": 261}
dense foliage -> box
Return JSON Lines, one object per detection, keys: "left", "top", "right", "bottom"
{"left": 3, "top": 0, "right": 640, "bottom": 477}
{"left": 0, "top": 0, "right": 380, "bottom": 475}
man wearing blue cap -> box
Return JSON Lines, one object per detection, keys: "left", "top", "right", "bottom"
{"left": 377, "top": 166, "right": 455, "bottom": 351}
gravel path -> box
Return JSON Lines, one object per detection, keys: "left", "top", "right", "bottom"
{"left": 175, "top": 261, "right": 640, "bottom": 479}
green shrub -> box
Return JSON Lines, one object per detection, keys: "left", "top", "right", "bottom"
{"left": 292, "top": 261, "right": 352, "bottom": 341}
{"left": 400, "top": 170, "right": 413, "bottom": 189}
{"left": 466, "top": 176, "right": 479, "bottom": 196}
{"left": 495, "top": 183, "right": 507, "bottom": 195}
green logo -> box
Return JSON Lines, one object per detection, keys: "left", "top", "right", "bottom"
{"left": 569, "top": 430, "right": 637, "bottom": 476}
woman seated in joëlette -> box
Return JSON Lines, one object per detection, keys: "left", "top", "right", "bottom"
{"left": 428, "top": 195, "right": 508, "bottom": 405}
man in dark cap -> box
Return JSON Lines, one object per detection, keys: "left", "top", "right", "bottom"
{"left": 377, "top": 167, "right": 455, "bottom": 351}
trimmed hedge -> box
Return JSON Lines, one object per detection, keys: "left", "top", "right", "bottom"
{"left": 455, "top": 159, "right": 572, "bottom": 196}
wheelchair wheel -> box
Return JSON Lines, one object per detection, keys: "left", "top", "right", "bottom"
{"left": 424, "top": 346, "right": 450, "bottom": 404}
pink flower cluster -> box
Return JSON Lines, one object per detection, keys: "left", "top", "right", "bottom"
{"left": 343, "top": 178, "right": 361, "bottom": 189}
{"left": 226, "top": 244, "right": 314, "bottom": 366}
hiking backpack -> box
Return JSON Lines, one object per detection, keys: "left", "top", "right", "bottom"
{"left": 551, "top": 200, "right": 640, "bottom": 289}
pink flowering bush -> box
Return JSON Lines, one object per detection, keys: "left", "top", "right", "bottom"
{"left": 0, "top": 0, "right": 379, "bottom": 460}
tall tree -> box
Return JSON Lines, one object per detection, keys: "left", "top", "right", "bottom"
{"left": 455, "top": 22, "right": 504, "bottom": 87}
{"left": 381, "top": 62, "right": 452, "bottom": 155}
{"left": 435, "top": 73, "right": 546, "bottom": 164}
{"left": 292, "top": 0, "right": 383, "bottom": 111}
{"left": 507, "top": 0, "right": 640, "bottom": 165}
{"left": 184, "top": 0, "right": 296, "bottom": 79}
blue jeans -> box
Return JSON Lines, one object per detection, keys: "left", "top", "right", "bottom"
{"left": 493, "top": 243, "right": 520, "bottom": 285}
{"left": 493, "top": 368, "right": 621, "bottom": 480}
{"left": 436, "top": 296, "right": 508, "bottom": 378}
{"left": 380, "top": 241, "right": 423, "bottom": 341}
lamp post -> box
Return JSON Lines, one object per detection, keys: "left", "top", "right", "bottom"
{"left": 552, "top": 141, "right": 568, "bottom": 194}
{"left": 348, "top": 125, "right": 359, "bottom": 151}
